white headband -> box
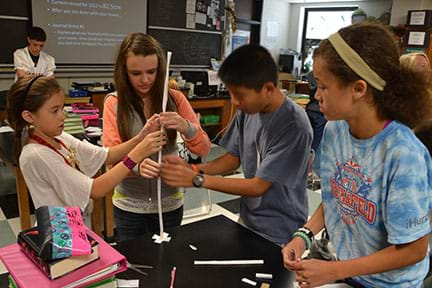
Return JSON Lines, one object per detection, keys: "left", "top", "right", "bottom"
{"left": 328, "top": 32, "right": 386, "bottom": 91}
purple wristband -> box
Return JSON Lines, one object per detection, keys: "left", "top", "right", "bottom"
{"left": 122, "top": 156, "right": 137, "bottom": 170}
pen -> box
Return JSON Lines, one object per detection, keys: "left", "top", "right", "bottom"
{"left": 170, "top": 266, "right": 176, "bottom": 288}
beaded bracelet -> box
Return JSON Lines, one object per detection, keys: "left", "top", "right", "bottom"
{"left": 292, "top": 231, "right": 312, "bottom": 250}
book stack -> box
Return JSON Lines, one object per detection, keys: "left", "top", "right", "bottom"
{"left": 71, "top": 103, "right": 100, "bottom": 127}
{"left": 64, "top": 112, "right": 85, "bottom": 136}
{"left": 0, "top": 229, "right": 126, "bottom": 288}
{"left": 64, "top": 97, "right": 91, "bottom": 105}
{"left": 18, "top": 227, "right": 99, "bottom": 280}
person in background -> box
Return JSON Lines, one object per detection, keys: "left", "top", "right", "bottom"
{"left": 400, "top": 52, "right": 431, "bottom": 72}
{"left": 14, "top": 27, "right": 56, "bottom": 81}
{"left": 103, "top": 33, "right": 211, "bottom": 241}
{"left": 282, "top": 23, "right": 432, "bottom": 287}
{"left": 305, "top": 70, "right": 327, "bottom": 152}
{"left": 400, "top": 52, "right": 432, "bottom": 82}
{"left": 7, "top": 76, "right": 165, "bottom": 219}
{"left": 160, "top": 44, "right": 313, "bottom": 245}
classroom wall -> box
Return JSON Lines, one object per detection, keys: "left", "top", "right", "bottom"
{"left": 390, "top": 0, "right": 432, "bottom": 26}
{"left": 259, "top": 0, "right": 392, "bottom": 64}
{"left": 260, "top": 0, "right": 292, "bottom": 61}
{"left": 287, "top": 0, "right": 392, "bottom": 52}
{"left": 1, "top": 0, "right": 429, "bottom": 93}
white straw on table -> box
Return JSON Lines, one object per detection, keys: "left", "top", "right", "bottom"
{"left": 194, "top": 260, "right": 264, "bottom": 265}
{"left": 241, "top": 278, "right": 257, "bottom": 286}
{"left": 255, "top": 273, "right": 273, "bottom": 279}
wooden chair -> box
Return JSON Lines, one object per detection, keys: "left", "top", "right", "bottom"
{"left": 15, "top": 166, "right": 32, "bottom": 230}
{"left": 92, "top": 165, "right": 115, "bottom": 238}
{"left": 0, "top": 128, "right": 32, "bottom": 230}
{"left": 15, "top": 165, "right": 114, "bottom": 236}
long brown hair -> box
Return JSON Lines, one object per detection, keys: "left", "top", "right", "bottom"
{"left": 113, "top": 33, "right": 176, "bottom": 144}
{"left": 314, "top": 23, "right": 432, "bottom": 128}
{"left": 7, "top": 76, "right": 62, "bottom": 160}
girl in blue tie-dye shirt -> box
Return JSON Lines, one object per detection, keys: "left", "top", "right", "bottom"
{"left": 282, "top": 23, "right": 432, "bottom": 288}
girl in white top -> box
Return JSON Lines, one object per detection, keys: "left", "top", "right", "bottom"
{"left": 7, "top": 76, "right": 166, "bottom": 213}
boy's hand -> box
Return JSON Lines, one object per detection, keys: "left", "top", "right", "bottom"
{"left": 160, "top": 154, "right": 196, "bottom": 187}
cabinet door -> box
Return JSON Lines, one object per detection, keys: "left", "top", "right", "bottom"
{"left": 189, "top": 99, "right": 234, "bottom": 138}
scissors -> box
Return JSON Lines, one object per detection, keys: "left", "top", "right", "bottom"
{"left": 126, "top": 261, "right": 153, "bottom": 276}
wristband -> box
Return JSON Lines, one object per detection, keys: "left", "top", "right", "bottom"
{"left": 298, "top": 227, "right": 314, "bottom": 241}
{"left": 122, "top": 155, "right": 137, "bottom": 170}
{"left": 292, "top": 231, "right": 312, "bottom": 250}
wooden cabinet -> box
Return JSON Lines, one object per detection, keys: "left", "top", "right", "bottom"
{"left": 188, "top": 98, "right": 234, "bottom": 139}
{"left": 89, "top": 92, "right": 107, "bottom": 115}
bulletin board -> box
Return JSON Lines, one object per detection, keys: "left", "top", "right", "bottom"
{"left": 147, "top": 0, "right": 225, "bottom": 67}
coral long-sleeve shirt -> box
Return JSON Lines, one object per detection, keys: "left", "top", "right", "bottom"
{"left": 103, "top": 89, "right": 211, "bottom": 156}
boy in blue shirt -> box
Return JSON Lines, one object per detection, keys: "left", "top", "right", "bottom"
{"left": 160, "top": 45, "right": 313, "bottom": 245}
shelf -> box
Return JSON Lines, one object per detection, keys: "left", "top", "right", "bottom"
{"left": 201, "top": 122, "right": 221, "bottom": 127}
{"left": 237, "top": 18, "right": 261, "bottom": 26}
{"left": 189, "top": 98, "right": 234, "bottom": 139}
{"left": 234, "top": 0, "right": 263, "bottom": 44}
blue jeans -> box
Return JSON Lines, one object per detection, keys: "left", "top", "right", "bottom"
{"left": 113, "top": 206, "right": 183, "bottom": 242}
{"left": 306, "top": 109, "right": 327, "bottom": 152}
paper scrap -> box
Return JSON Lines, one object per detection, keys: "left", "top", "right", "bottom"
{"left": 266, "top": 21, "right": 279, "bottom": 38}
{"left": 195, "top": 12, "right": 207, "bottom": 25}
{"left": 255, "top": 273, "right": 272, "bottom": 279}
{"left": 117, "top": 279, "right": 139, "bottom": 287}
{"left": 242, "top": 278, "right": 257, "bottom": 286}
{"left": 208, "top": 70, "right": 221, "bottom": 86}
{"left": 186, "top": 0, "right": 196, "bottom": 14}
{"left": 152, "top": 232, "right": 171, "bottom": 244}
{"left": 186, "top": 14, "right": 196, "bottom": 29}
{"left": 189, "top": 244, "right": 198, "bottom": 250}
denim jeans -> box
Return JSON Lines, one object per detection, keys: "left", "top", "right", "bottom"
{"left": 306, "top": 109, "right": 327, "bottom": 152}
{"left": 113, "top": 206, "right": 183, "bottom": 242}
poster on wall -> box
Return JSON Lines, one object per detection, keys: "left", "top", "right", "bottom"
{"left": 406, "top": 30, "right": 430, "bottom": 47}
{"left": 232, "top": 30, "right": 250, "bottom": 51}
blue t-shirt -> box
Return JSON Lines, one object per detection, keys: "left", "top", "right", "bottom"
{"left": 314, "top": 120, "right": 431, "bottom": 287}
{"left": 220, "top": 98, "right": 313, "bottom": 244}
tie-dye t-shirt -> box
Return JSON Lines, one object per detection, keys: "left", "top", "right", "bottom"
{"left": 314, "top": 120, "right": 431, "bottom": 288}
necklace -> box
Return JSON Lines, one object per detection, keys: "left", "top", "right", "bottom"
{"left": 29, "top": 134, "right": 81, "bottom": 171}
